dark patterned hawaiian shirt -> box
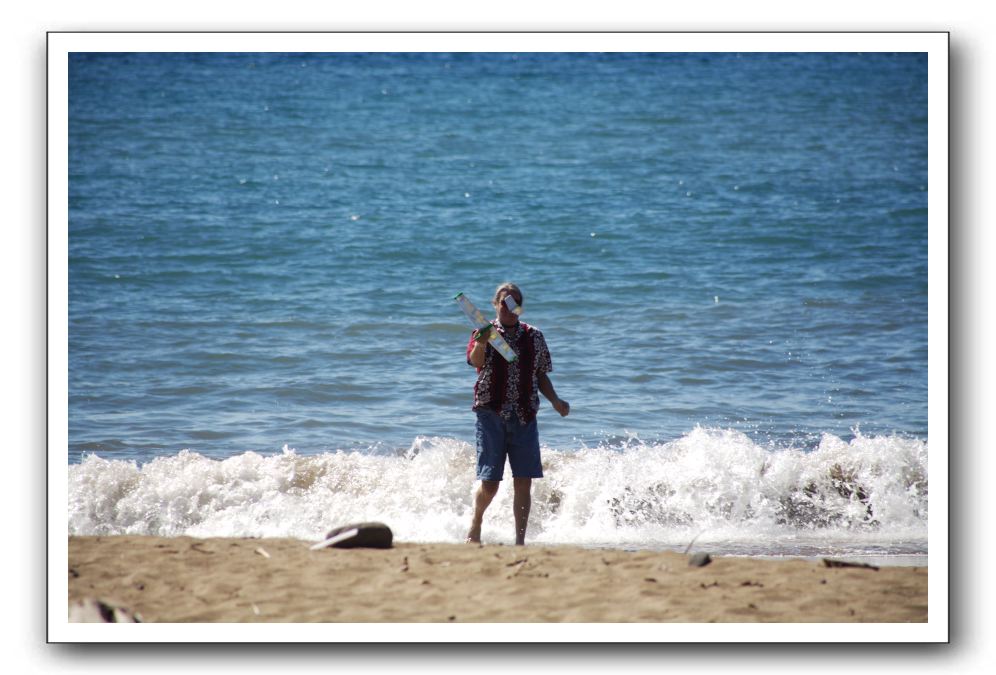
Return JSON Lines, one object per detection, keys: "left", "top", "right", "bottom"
{"left": 466, "top": 320, "right": 553, "bottom": 423}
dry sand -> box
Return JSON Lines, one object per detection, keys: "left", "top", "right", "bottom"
{"left": 68, "top": 536, "right": 927, "bottom": 623}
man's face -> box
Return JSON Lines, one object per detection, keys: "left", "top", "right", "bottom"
{"left": 495, "top": 290, "right": 522, "bottom": 326}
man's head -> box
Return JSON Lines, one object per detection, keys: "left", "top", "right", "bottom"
{"left": 493, "top": 282, "right": 523, "bottom": 326}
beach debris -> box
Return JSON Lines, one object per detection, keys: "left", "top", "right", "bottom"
{"left": 190, "top": 542, "right": 213, "bottom": 554}
{"left": 254, "top": 547, "right": 271, "bottom": 559}
{"left": 251, "top": 603, "right": 261, "bottom": 616}
{"left": 699, "top": 581, "right": 719, "bottom": 589}
{"left": 506, "top": 558, "right": 529, "bottom": 579}
{"left": 644, "top": 577, "right": 657, "bottom": 583}
{"left": 683, "top": 530, "right": 706, "bottom": 554}
{"left": 688, "top": 552, "right": 712, "bottom": 567}
{"left": 310, "top": 522, "right": 393, "bottom": 550}
{"left": 740, "top": 580, "right": 764, "bottom": 587}
{"left": 69, "top": 598, "right": 142, "bottom": 623}
{"left": 822, "top": 559, "right": 879, "bottom": 571}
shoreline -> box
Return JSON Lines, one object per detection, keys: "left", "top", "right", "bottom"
{"left": 68, "top": 536, "right": 927, "bottom": 623}
{"left": 525, "top": 541, "right": 927, "bottom": 568}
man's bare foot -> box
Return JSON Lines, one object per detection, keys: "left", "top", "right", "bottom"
{"left": 466, "top": 524, "right": 481, "bottom": 543}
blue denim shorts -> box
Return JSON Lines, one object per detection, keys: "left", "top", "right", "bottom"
{"left": 475, "top": 408, "right": 543, "bottom": 481}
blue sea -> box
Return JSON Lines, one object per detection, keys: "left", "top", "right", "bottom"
{"left": 67, "top": 52, "right": 929, "bottom": 562}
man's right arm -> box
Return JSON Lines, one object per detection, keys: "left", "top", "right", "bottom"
{"left": 468, "top": 330, "right": 488, "bottom": 368}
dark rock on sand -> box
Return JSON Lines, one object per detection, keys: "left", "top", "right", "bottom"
{"left": 688, "top": 552, "right": 712, "bottom": 567}
{"left": 323, "top": 522, "right": 393, "bottom": 549}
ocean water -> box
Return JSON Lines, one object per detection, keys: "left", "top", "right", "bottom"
{"left": 67, "top": 53, "right": 929, "bottom": 560}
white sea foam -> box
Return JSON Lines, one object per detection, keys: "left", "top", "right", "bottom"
{"left": 68, "top": 428, "right": 928, "bottom": 556}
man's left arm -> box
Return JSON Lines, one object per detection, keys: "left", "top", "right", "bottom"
{"left": 537, "top": 373, "right": 569, "bottom": 417}
{"left": 534, "top": 330, "right": 569, "bottom": 416}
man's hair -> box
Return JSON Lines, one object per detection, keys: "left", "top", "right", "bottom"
{"left": 492, "top": 282, "right": 523, "bottom": 307}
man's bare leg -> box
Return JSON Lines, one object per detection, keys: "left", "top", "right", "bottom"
{"left": 513, "top": 477, "right": 532, "bottom": 545}
{"left": 467, "top": 480, "right": 500, "bottom": 543}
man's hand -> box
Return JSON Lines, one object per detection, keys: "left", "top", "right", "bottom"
{"left": 468, "top": 329, "right": 489, "bottom": 368}
{"left": 552, "top": 398, "right": 570, "bottom": 417}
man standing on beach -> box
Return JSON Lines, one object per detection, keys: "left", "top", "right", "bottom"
{"left": 465, "top": 282, "right": 570, "bottom": 546}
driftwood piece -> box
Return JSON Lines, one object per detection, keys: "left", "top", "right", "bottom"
{"left": 822, "top": 558, "right": 879, "bottom": 571}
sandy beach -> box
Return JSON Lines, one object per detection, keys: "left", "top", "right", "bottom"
{"left": 67, "top": 536, "right": 927, "bottom": 623}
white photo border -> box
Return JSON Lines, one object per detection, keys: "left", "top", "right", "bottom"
{"left": 48, "top": 31, "right": 948, "bottom": 644}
